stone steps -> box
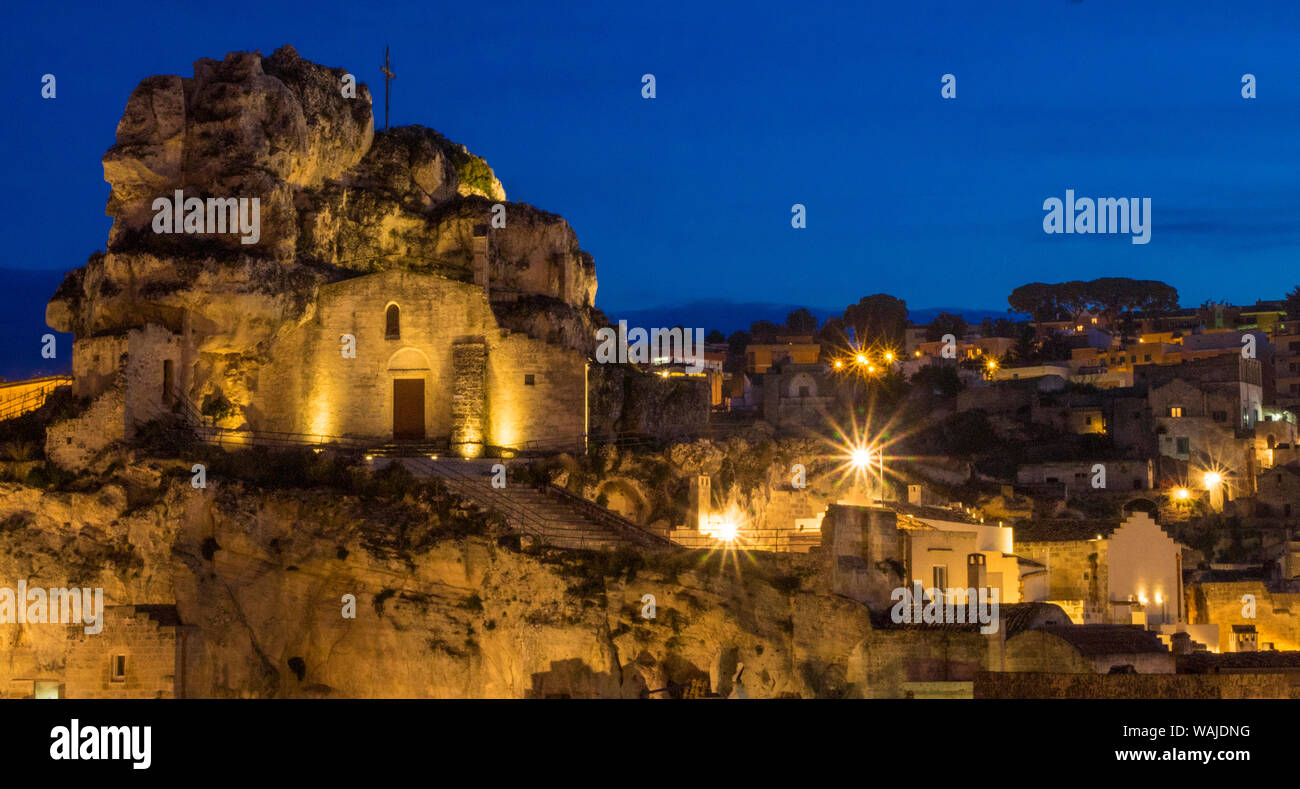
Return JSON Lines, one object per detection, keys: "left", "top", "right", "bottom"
{"left": 402, "top": 458, "right": 634, "bottom": 551}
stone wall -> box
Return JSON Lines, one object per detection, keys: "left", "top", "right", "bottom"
{"left": 2, "top": 606, "right": 186, "bottom": 699}
{"left": 1187, "top": 581, "right": 1300, "bottom": 651}
{"left": 71, "top": 334, "right": 129, "bottom": 399}
{"left": 853, "top": 629, "right": 993, "bottom": 699}
{"left": 975, "top": 670, "right": 1292, "bottom": 699}
{"left": 46, "top": 381, "right": 127, "bottom": 469}
{"left": 1003, "top": 629, "right": 1173, "bottom": 673}
{"left": 250, "top": 269, "right": 585, "bottom": 449}
{"left": 451, "top": 341, "right": 487, "bottom": 454}
{"left": 1017, "top": 539, "right": 1108, "bottom": 612}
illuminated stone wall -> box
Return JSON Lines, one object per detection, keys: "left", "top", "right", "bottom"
{"left": 852, "top": 629, "right": 991, "bottom": 699}
{"left": 1187, "top": 581, "right": 1300, "bottom": 652}
{"left": 1, "top": 606, "right": 186, "bottom": 699}
{"left": 250, "top": 269, "right": 586, "bottom": 449}
{"left": 1016, "top": 538, "right": 1109, "bottom": 612}
{"left": 451, "top": 341, "right": 487, "bottom": 455}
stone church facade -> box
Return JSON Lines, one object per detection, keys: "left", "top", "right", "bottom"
{"left": 253, "top": 269, "right": 587, "bottom": 456}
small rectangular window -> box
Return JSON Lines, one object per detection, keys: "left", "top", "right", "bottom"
{"left": 1176, "top": 437, "right": 1190, "bottom": 455}
{"left": 112, "top": 655, "right": 126, "bottom": 682}
{"left": 524, "top": 374, "right": 535, "bottom": 386}
{"left": 34, "top": 681, "right": 61, "bottom": 699}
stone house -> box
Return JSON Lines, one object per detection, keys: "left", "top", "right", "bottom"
{"left": 1016, "top": 459, "right": 1154, "bottom": 492}
{"left": 1014, "top": 511, "right": 1184, "bottom": 627}
{"left": 1003, "top": 625, "right": 1174, "bottom": 674}
{"left": 760, "top": 363, "right": 834, "bottom": 429}
{"left": 1, "top": 605, "right": 189, "bottom": 699}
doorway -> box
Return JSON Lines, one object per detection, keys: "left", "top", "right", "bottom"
{"left": 393, "top": 379, "right": 425, "bottom": 440}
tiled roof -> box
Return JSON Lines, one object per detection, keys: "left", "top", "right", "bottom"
{"left": 999, "top": 602, "right": 1073, "bottom": 637}
{"left": 1034, "top": 625, "right": 1170, "bottom": 656}
{"left": 890, "top": 502, "right": 984, "bottom": 525}
{"left": 1013, "top": 519, "right": 1121, "bottom": 543}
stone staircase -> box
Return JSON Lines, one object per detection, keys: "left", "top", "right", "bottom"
{"left": 397, "top": 457, "right": 675, "bottom": 552}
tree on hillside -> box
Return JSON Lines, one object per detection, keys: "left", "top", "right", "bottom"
{"left": 1008, "top": 278, "right": 1178, "bottom": 336}
{"left": 785, "top": 308, "right": 817, "bottom": 334}
{"left": 979, "top": 317, "right": 1018, "bottom": 338}
{"left": 724, "top": 330, "right": 752, "bottom": 374}
{"left": 706, "top": 330, "right": 726, "bottom": 344}
{"left": 911, "top": 364, "right": 963, "bottom": 397}
{"left": 749, "top": 321, "right": 780, "bottom": 342}
{"left": 1286, "top": 286, "right": 1300, "bottom": 319}
{"left": 843, "top": 294, "right": 907, "bottom": 348}
{"left": 814, "top": 316, "right": 849, "bottom": 351}
{"left": 1008, "top": 282, "right": 1066, "bottom": 323}
{"left": 925, "top": 312, "right": 968, "bottom": 342}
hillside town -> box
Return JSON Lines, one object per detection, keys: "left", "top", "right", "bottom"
{"left": 1, "top": 45, "right": 1299, "bottom": 704}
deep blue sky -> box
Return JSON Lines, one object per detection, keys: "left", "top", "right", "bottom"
{"left": 4, "top": 0, "right": 1300, "bottom": 322}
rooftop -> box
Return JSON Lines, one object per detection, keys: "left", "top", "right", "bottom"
{"left": 1034, "top": 625, "right": 1170, "bottom": 656}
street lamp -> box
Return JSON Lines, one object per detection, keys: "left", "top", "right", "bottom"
{"left": 1204, "top": 470, "right": 1225, "bottom": 513}
{"left": 849, "top": 445, "right": 885, "bottom": 503}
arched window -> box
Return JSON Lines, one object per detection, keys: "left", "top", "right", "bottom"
{"left": 385, "top": 304, "right": 400, "bottom": 339}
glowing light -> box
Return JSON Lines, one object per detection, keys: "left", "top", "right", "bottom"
{"left": 834, "top": 360, "right": 844, "bottom": 369}
{"left": 914, "top": 350, "right": 921, "bottom": 357}
{"left": 1155, "top": 591, "right": 1163, "bottom": 605}
{"left": 429, "top": 454, "right": 438, "bottom": 460}
{"left": 365, "top": 455, "right": 374, "bottom": 461}
{"left": 883, "top": 352, "right": 894, "bottom": 363}
{"left": 1138, "top": 594, "right": 1149, "bottom": 605}
{"left": 986, "top": 359, "right": 998, "bottom": 371}
{"left": 850, "top": 447, "right": 874, "bottom": 470}
{"left": 866, "top": 365, "right": 876, "bottom": 374}
{"left": 1204, "top": 471, "right": 1223, "bottom": 488}
{"left": 855, "top": 354, "right": 867, "bottom": 365}
{"left": 715, "top": 521, "right": 738, "bottom": 542}
{"left": 1172, "top": 487, "right": 1190, "bottom": 500}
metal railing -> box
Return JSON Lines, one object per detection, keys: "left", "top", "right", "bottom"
{"left": 0, "top": 376, "right": 73, "bottom": 422}
{"left": 541, "top": 483, "right": 677, "bottom": 550}
{"left": 153, "top": 386, "right": 372, "bottom": 450}
{"left": 405, "top": 457, "right": 614, "bottom": 551}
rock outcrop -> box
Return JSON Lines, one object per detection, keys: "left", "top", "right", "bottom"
{"left": 47, "top": 46, "right": 602, "bottom": 444}
{"left": 0, "top": 467, "right": 880, "bottom": 698}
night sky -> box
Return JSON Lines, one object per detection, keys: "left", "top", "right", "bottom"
{"left": 4, "top": 0, "right": 1299, "bottom": 328}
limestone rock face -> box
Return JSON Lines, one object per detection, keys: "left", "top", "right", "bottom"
{"left": 0, "top": 476, "right": 878, "bottom": 698}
